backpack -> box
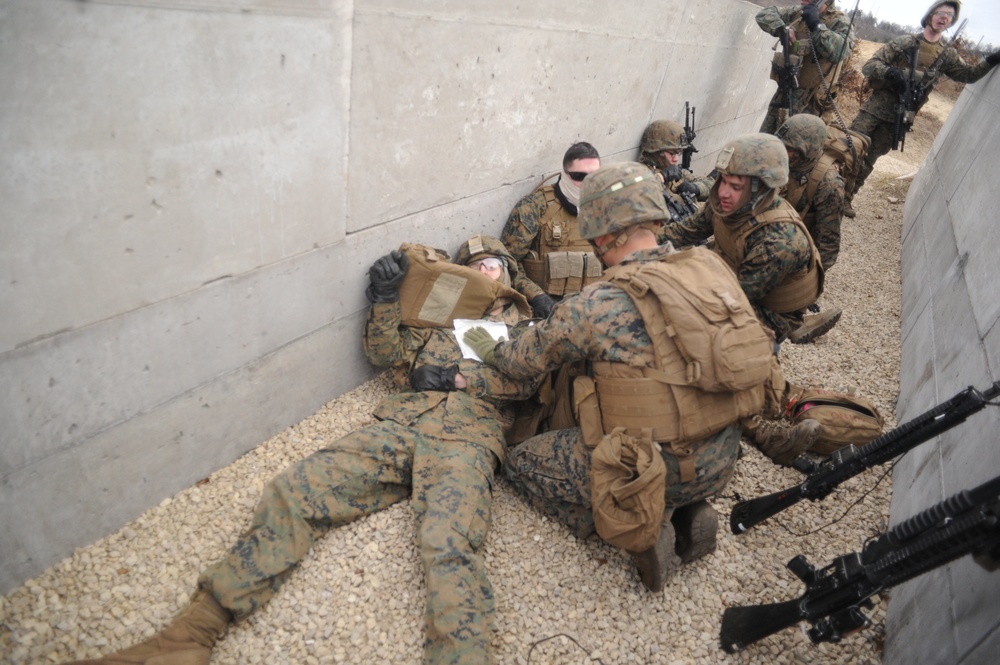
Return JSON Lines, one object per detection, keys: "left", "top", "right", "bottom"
{"left": 786, "top": 387, "right": 885, "bottom": 455}
{"left": 824, "top": 124, "right": 871, "bottom": 197}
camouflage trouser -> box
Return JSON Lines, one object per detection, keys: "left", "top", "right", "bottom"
{"left": 848, "top": 110, "right": 895, "bottom": 198}
{"left": 198, "top": 419, "right": 499, "bottom": 665}
{"left": 504, "top": 425, "right": 741, "bottom": 540}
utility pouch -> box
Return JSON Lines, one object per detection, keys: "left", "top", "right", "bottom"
{"left": 574, "top": 375, "right": 604, "bottom": 449}
{"left": 787, "top": 388, "right": 885, "bottom": 455}
{"left": 591, "top": 427, "right": 667, "bottom": 552}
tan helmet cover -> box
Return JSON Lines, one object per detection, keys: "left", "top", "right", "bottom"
{"left": 578, "top": 162, "right": 668, "bottom": 240}
{"left": 714, "top": 133, "right": 789, "bottom": 189}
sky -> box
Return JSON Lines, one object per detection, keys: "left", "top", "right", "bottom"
{"left": 862, "top": 0, "right": 1000, "bottom": 49}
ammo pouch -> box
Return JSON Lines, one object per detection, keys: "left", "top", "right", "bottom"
{"left": 786, "top": 387, "right": 885, "bottom": 455}
{"left": 590, "top": 427, "right": 667, "bottom": 552}
{"left": 523, "top": 250, "right": 603, "bottom": 297}
{"left": 397, "top": 243, "right": 531, "bottom": 327}
{"left": 769, "top": 51, "right": 801, "bottom": 83}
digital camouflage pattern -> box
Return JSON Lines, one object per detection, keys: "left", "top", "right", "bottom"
{"left": 485, "top": 245, "right": 742, "bottom": 536}
{"left": 778, "top": 114, "right": 845, "bottom": 269}
{"left": 756, "top": 2, "right": 855, "bottom": 134}
{"left": 577, "top": 163, "right": 668, "bottom": 240}
{"left": 849, "top": 32, "right": 995, "bottom": 195}
{"left": 656, "top": 198, "right": 812, "bottom": 338}
{"left": 499, "top": 185, "right": 569, "bottom": 300}
{"left": 713, "top": 133, "right": 789, "bottom": 189}
{"left": 199, "top": 296, "right": 540, "bottom": 665}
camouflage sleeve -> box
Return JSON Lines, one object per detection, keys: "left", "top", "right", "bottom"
{"left": 811, "top": 169, "right": 845, "bottom": 270}
{"left": 939, "top": 47, "right": 995, "bottom": 84}
{"left": 682, "top": 169, "right": 715, "bottom": 201}
{"left": 499, "top": 190, "right": 547, "bottom": 263}
{"left": 512, "top": 268, "right": 545, "bottom": 301}
{"left": 362, "top": 301, "right": 429, "bottom": 369}
{"left": 755, "top": 6, "right": 796, "bottom": 36}
{"left": 459, "top": 356, "right": 544, "bottom": 404}
{"left": 861, "top": 35, "right": 912, "bottom": 82}
{"left": 810, "top": 11, "right": 854, "bottom": 63}
{"left": 737, "top": 223, "right": 812, "bottom": 303}
{"left": 657, "top": 204, "right": 714, "bottom": 247}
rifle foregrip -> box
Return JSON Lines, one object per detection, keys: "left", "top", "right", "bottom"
{"left": 730, "top": 487, "right": 804, "bottom": 534}
{"left": 720, "top": 599, "right": 804, "bottom": 653}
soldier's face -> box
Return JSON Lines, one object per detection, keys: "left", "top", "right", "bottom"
{"left": 930, "top": 7, "right": 955, "bottom": 31}
{"left": 467, "top": 257, "right": 504, "bottom": 281}
{"left": 564, "top": 158, "right": 601, "bottom": 190}
{"left": 657, "top": 149, "right": 682, "bottom": 168}
{"left": 717, "top": 174, "right": 750, "bottom": 213}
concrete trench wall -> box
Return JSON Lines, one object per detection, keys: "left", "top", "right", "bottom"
{"left": 887, "top": 69, "right": 1000, "bottom": 664}
{"left": 0, "top": 0, "right": 777, "bottom": 593}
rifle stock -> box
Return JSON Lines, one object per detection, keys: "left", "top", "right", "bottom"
{"left": 720, "top": 598, "right": 803, "bottom": 654}
{"left": 730, "top": 382, "right": 1000, "bottom": 534}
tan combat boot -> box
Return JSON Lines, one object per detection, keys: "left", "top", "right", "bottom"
{"left": 671, "top": 500, "right": 719, "bottom": 563}
{"left": 629, "top": 516, "right": 682, "bottom": 593}
{"left": 66, "top": 589, "right": 231, "bottom": 665}
{"left": 788, "top": 308, "right": 842, "bottom": 344}
{"left": 843, "top": 197, "right": 856, "bottom": 218}
{"left": 752, "top": 418, "right": 822, "bottom": 467}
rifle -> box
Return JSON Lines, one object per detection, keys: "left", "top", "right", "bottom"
{"left": 720, "top": 472, "right": 1000, "bottom": 652}
{"left": 893, "top": 19, "right": 968, "bottom": 151}
{"left": 662, "top": 185, "right": 699, "bottom": 221}
{"left": 771, "top": 24, "right": 801, "bottom": 125}
{"left": 729, "top": 381, "right": 1000, "bottom": 534}
{"left": 681, "top": 101, "right": 698, "bottom": 171}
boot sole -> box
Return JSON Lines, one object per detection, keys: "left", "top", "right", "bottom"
{"left": 790, "top": 310, "right": 842, "bottom": 344}
{"left": 673, "top": 503, "right": 719, "bottom": 563}
{"left": 630, "top": 522, "right": 681, "bottom": 592}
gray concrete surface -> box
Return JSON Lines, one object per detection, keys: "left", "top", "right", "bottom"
{"left": 0, "top": 0, "right": 777, "bottom": 593}
{"left": 888, "top": 68, "right": 1000, "bottom": 665}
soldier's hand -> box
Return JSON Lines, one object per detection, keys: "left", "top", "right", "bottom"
{"left": 365, "top": 250, "right": 409, "bottom": 303}
{"left": 987, "top": 51, "right": 1000, "bottom": 67}
{"left": 410, "top": 364, "right": 459, "bottom": 391}
{"left": 529, "top": 293, "right": 556, "bottom": 319}
{"left": 675, "top": 181, "right": 700, "bottom": 198}
{"left": 661, "top": 165, "right": 684, "bottom": 183}
{"left": 801, "top": 3, "right": 821, "bottom": 32}
{"left": 464, "top": 326, "right": 502, "bottom": 365}
{"left": 885, "top": 67, "right": 908, "bottom": 93}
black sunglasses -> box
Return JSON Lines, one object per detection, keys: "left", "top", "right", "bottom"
{"left": 566, "top": 171, "right": 589, "bottom": 182}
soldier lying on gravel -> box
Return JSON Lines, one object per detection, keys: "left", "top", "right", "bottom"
{"left": 463, "top": 162, "right": 777, "bottom": 593}
{"left": 64, "top": 235, "right": 543, "bottom": 665}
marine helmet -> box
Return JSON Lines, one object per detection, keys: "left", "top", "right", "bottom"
{"left": 640, "top": 120, "right": 688, "bottom": 154}
{"left": 714, "top": 133, "right": 789, "bottom": 189}
{"left": 776, "top": 114, "right": 829, "bottom": 165}
{"left": 921, "top": 1, "right": 960, "bottom": 28}
{"left": 455, "top": 235, "right": 516, "bottom": 269}
{"left": 578, "top": 162, "right": 668, "bottom": 240}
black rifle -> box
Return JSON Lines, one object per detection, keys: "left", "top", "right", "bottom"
{"left": 771, "top": 25, "right": 800, "bottom": 122}
{"left": 681, "top": 101, "right": 698, "bottom": 171}
{"left": 730, "top": 381, "right": 1000, "bottom": 534}
{"left": 663, "top": 186, "right": 699, "bottom": 222}
{"left": 720, "top": 472, "right": 1000, "bottom": 652}
{"left": 893, "top": 19, "right": 967, "bottom": 151}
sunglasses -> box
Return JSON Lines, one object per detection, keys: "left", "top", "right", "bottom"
{"left": 468, "top": 257, "right": 504, "bottom": 271}
{"left": 566, "top": 171, "right": 590, "bottom": 182}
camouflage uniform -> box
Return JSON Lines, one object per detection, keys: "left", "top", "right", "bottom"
{"left": 638, "top": 119, "right": 714, "bottom": 222}
{"left": 778, "top": 114, "right": 845, "bottom": 269}
{"left": 756, "top": 2, "right": 855, "bottom": 134}
{"left": 198, "top": 285, "right": 539, "bottom": 664}
{"left": 490, "top": 247, "right": 742, "bottom": 538}
{"left": 849, "top": 32, "right": 996, "bottom": 197}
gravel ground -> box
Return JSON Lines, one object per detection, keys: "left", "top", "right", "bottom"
{"left": 1, "top": 116, "right": 920, "bottom": 663}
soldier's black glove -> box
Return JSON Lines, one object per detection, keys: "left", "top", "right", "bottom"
{"left": 801, "top": 4, "right": 821, "bottom": 32}
{"left": 675, "top": 180, "right": 700, "bottom": 198}
{"left": 987, "top": 50, "right": 1000, "bottom": 67}
{"left": 410, "top": 364, "right": 459, "bottom": 391}
{"left": 885, "top": 67, "right": 908, "bottom": 93}
{"left": 365, "top": 250, "right": 409, "bottom": 303}
{"left": 661, "top": 165, "right": 684, "bottom": 183}
{"left": 529, "top": 293, "right": 556, "bottom": 319}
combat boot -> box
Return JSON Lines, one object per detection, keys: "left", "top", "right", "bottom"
{"left": 629, "top": 517, "right": 682, "bottom": 593}
{"left": 753, "top": 418, "right": 821, "bottom": 467}
{"left": 66, "top": 589, "right": 231, "bottom": 665}
{"left": 788, "top": 308, "right": 842, "bottom": 344}
{"left": 672, "top": 500, "right": 718, "bottom": 563}
{"left": 843, "top": 199, "right": 856, "bottom": 218}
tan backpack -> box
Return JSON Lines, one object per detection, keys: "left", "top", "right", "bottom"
{"left": 824, "top": 124, "right": 871, "bottom": 197}
{"left": 786, "top": 387, "right": 885, "bottom": 455}
{"left": 396, "top": 243, "right": 531, "bottom": 328}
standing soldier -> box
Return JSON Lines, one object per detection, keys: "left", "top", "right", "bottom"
{"left": 756, "top": 0, "right": 856, "bottom": 134}
{"left": 846, "top": 1, "right": 999, "bottom": 216}
{"left": 775, "top": 113, "right": 844, "bottom": 344}
{"left": 65, "top": 237, "right": 542, "bottom": 665}
{"left": 656, "top": 133, "right": 823, "bottom": 344}
{"left": 464, "top": 162, "right": 778, "bottom": 592}
{"left": 500, "top": 142, "right": 602, "bottom": 317}
{"left": 638, "top": 119, "right": 714, "bottom": 221}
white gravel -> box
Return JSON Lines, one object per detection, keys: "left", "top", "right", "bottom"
{"left": 1, "top": 164, "right": 909, "bottom": 665}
